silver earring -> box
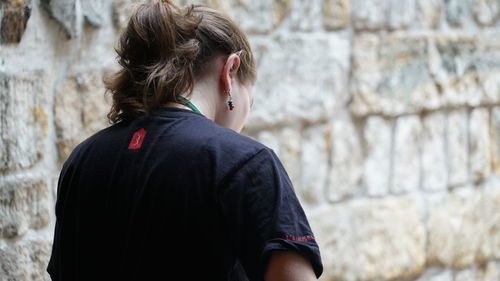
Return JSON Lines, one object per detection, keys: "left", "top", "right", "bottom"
{"left": 227, "top": 91, "right": 234, "bottom": 111}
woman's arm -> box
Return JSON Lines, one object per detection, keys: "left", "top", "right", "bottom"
{"left": 265, "top": 251, "right": 318, "bottom": 281}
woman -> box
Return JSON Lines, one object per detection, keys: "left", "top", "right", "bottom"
{"left": 47, "top": 1, "right": 322, "bottom": 280}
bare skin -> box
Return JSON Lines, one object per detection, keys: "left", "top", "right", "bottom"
{"left": 265, "top": 251, "right": 318, "bottom": 281}
{"left": 165, "top": 54, "right": 253, "bottom": 133}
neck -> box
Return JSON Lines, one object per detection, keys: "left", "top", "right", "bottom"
{"left": 164, "top": 80, "right": 218, "bottom": 121}
{"left": 188, "top": 88, "right": 216, "bottom": 120}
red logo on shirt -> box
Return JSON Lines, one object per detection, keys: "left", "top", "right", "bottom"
{"left": 128, "top": 128, "right": 147, "bottom": 150}
{"left": 283, "top": 234, "right": 315, "bottom": 242}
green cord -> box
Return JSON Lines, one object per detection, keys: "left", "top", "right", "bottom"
{"left": 175, "top": 96, "right": 202, "bottom": 114}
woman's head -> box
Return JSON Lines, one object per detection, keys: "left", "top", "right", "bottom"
{"left": 105, "top": 0, "right": 256, "bottom": 130}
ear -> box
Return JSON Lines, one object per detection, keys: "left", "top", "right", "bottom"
{"left": 220, "top": 53, "right": 241, "bottom": 95}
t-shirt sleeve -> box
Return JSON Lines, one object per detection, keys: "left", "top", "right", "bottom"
{"left": 218, "top": 148, "right": 323, "bottom": 280}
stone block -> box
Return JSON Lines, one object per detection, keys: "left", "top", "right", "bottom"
{"left": 417, "top": 0, "right": 443, "bottom": 29}
{"left": 289, "top": 0, "right": 321, "bottom": 31}
{"left": 54, "top": 72, "right": 110, "bottom": 163}
{"left": 0, "top": 71, "right": 49, "bottom": 172}
{"left": 352, "top": 0, "right": 388, "bottom": 31}
{"left": 445, "top": 0, "right": 472, "bottom": 26}
{"left": 279, "top": 127, "right": 302, "bottom": 189}
{"left": 473, "top": 0, "right": 500, "bottom": 26}
{"left": 492, "top": 107, "right": 500, "bottom": 175}
{"left": 421, "top": 112, "right": 447, "bottom": 191}
{"left": 350, "top": 34, "right": 440, "bottom": 117}
{"left": 0, "top": 177, "right": 51, "bottom": 238}
{"left": 256, "top": 130, "right": 280, "bottom": 156}
{"left": 427, "top": 180, "right": 500, "bottom": 267}
{"left": 323, "top": 0, "right": 350, "bottom": 30}
{"left": 228, "top": 0, "right": 290, "bottom": 34}
{"left": 469, "top": 108, "right": 491, "bottom": 182}
{"left": 112, "top": 0, "right": 138, "bottom": 31}
{"left": 392, "top": 115, "right": 422, "bottom": 194}
{"left": 0, "top": 0, "right": 32, "bottom": 44}
{"left": 446, "top": 109, "right": 469, "bottom": 187}
{"left": 476, "top": 261, "right": 499, "bottom": 281}
{"left": 427, "top": 187, "right": 481, "bottom": 268}
{"left": 433, "top": 36, "right": 482, "bottom": 107}
{"left": 476, "top": 31, "right": 500, "bottom": 105}
{"left": 363, "top": 116, "right": 392, "bottom": 196}
{"left": 310, "top": 195, "right": 426, "bottom": 281}
{"left": 246, "top": 33, "right": 350, "bottom": 129}
{"left": 478, "top": 178, "right": 500, "bottom": 261}
{"left": 415, "top": 268, "right": 453, "bottom": 281}
{"left": 41, "top": 0, "right": 80, "bottom": 39}
{"left": 387, "top": 0, "right": 416, "bottom": 30}
{"left": 455, "top": 268, "right": 475, "bottom": 281}
{"left": 82, "top": 0, "right": 106, "bottom": 27}
{"left": 350, "top": 33, "right": 500, "bottom": 117}
{"left": 0, "top": 239, "right": 52, "bottom": 281}
{"left": 299, "top": 125, "right": 329, "bottom": 205}
{"left": 353, "top": 0, "right": 417, "bottom": 30}
{"left": 328, "top": 118, "right": 363, "bottom": 202}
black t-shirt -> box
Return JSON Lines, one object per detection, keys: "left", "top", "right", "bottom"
{"left": 47, "top": 107, "right": 323, "bottom": 280}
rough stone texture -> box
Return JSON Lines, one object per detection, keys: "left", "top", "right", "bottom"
{"left": 416, "top": 0, "right": 443, "bottom": 29}
{"left": 476, "top": 261, "right": 499, "bottom": 281}
{"left": 421, "top": 112, "right": 447, "bottom": 191}
{"left": 112, "top": 0, "right": 139, "bottom": 31}
{"left": 0, "top": 0, "right": 32, "bottom": 44}
{"left": 299, "top": 125, "right": 329, "bottom": 205}
{"left": 41, "top": 0, "right": 79, "bottom": 38}
{"left": 427, "top": 187, "right": 482, "bottom": 268}
{"left": 351, "top": 32, "right": 500, "bottom": 117}
{"left": 0, "top": 177, "right": 50, "bottom": 238}
{"left": 279, "top": 127, "right": 302, "bottom": 190}
{"left": 478, "top": 179, "right": 500, "bottom": 261}
{"left": 446, "top": 109, "right": 469, "bottom": 187}
{"left": 1, "top": 1, "right": 500, "bottom": 280}
{"left": 256, "top": 130, "right": 281, "bottom": 156}
{"left": 363, "top": 116, "right": 392, "bottom": 196}
{"left": 445, "top": 0, "right": 471, "bottom": 26}
{"left": 469, "top": 108, "right": 491, "bottom": 183}
{"left": 427, "top": 180, "right": 500, "bottom": 267}
{"left": 221, "top": 0, "right": 291, "bottom": 34}
{"left": 289, "top": 0, "right": 321, "bottom": 31}
{"left": 310, "top": 195, "right": 426, "bottom": 281}
{"left": 387, "top": 0, "right": 416, "bottom": 30}
{"left": 392, "top": 115, "right": 422, "bottom": 194}
{"left": 0, "top": 239, "right": 52, "bottom": 281}
{"left": 493, "top": 107, "right": 500, "bottom": 175}
{"left": 433, "top": 36, "right": 482, "bottom": 108}
{"left": 476, "top": 33, "right": 500, "bottom": 106}
{"left": 81, "top": 0, "right": 105, "bottom": 27}
{"left": 415, "top": 268, "right": 453, "bottom": 281}
{"left": 247, "top": 33, "right": 349, "bottom": 129}
{"left": 473, "top": 0, "right": 500, "bottom": 26}
{"left": 0, "top": 71, "right": 49, "bottom": 172}
{"left": 323, "top": 0, "right": 350, "bottom": 30}
{"left": 328, "top": 118, "right": 363, "bottom": 202}
{"left": 54, "top": 71, "right": 110, "bottom": 162}
{"left": 350, "top": 34, "right": 440, "bottom": 117}
{"left": 352, "top": 0, "right": 388, "bottom": 31}
{"left": 455, "top": 268, "right": 475, "bottom": 281}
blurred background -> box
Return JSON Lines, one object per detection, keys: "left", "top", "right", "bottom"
{"left": 0, "top": 0, "right": 499, "bottom": 280}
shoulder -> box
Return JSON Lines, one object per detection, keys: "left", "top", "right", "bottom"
{"left": 165, "top": 113, "right": 268, "bottom": 157}
{"left": 181, "top": 118, "right": 280, "bottom": 184}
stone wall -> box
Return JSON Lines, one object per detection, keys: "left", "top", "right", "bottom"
{"left": 0, "top": 0, "right": 499, "bottom": 280}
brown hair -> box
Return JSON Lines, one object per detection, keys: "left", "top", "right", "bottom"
{"left": 105, "top": 0, "right": 256, "bottom": 123}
